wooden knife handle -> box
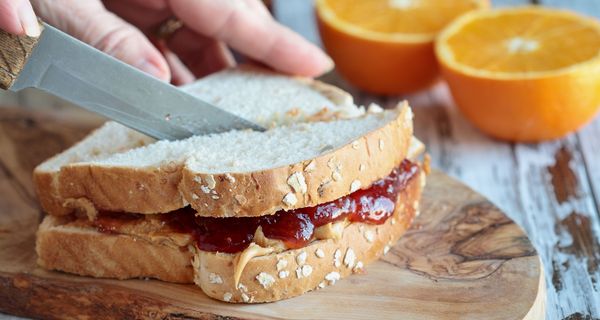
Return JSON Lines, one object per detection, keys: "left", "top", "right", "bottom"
{"left": 0, "top": 22, "right": 44, "bottom": 90}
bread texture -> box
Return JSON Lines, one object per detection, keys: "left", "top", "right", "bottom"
{"left": 35, "top": 105, "right": 412, "bottom": 217}
{"left": 54, "top": 104, "right": 410, "bottom": 217}
{"left": 182, "top": 104, "right": 412, "bottom": 217}
{"left": 36, "top": 168, "right": 424, "bottom": 303}
{"left": 182, "top": 65, "right": 363, "bottom": 125}
{"left": 33, "top": 122, "right": 153, "bottom": 217}
{"left": 33, "top": 66, "right": 380, "bottom": 217}
{"left": 36, "top": 215, "right": 194, "bottom": 283}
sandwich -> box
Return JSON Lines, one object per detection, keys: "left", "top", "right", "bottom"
{"left": 33, "top": 66, "right": 427, "bottom": 303}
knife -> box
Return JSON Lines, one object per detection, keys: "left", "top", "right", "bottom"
{"left": 0, "top": 22, "right": 264, "bottom": 140}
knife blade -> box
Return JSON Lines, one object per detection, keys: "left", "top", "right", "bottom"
{"left": 0, "top": 23, "right": 264, "bottom": 140}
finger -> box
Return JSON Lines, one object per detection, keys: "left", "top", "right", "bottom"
{"left": 152, "top": 38, "right": 195, "bottom": 85}
{"left": 162, "top": 49, "right": 195, "bottom": 85}
{"left": 83, "top": 12, "right": 172, "bottom": 81}
{"left": 31, "top": 0, "right": 170, "bottom": 80}
{"left": 241, "top": 0, "right": 271, "bottom": 19}
{"left": 0, "top": 0, "right": 40, "bottom": 36}
{"left": 166, "top": 27, "right": 235, "bottom": 79}
{"left": 169, "top": 0, "right": 333, "bottom": 77}
{"left": 103, "top": 0, "right": 170, "bottom": 32}
{"left": 116, "top": 0, "right": 168, "bottom": 11}
{"left": 105, "top": 0, "right": 234, "bottom": 79}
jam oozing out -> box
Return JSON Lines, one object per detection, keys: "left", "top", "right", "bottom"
{"left": 93, "top": 160, "right": 419, "bottom": 254}
{"left": 261, "top": 159, "right": 419, "bottom": 249}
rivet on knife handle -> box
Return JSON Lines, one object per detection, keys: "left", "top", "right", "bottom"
{"left": 0, "top": 22, "right": 44, "bottom": 90}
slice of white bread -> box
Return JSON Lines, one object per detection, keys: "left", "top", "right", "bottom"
{"left": 56, "top": 104, "right": 411, "bottom": 217}
{"left": 33, "top": 66, "right": 369, "bottom": 217}
{"left": 35, "top": 103, "right": 412, "bottom": 217}
{"left": 36, "top": 164, "right": 424, "bottom": 303}
{"left": 36, "top": 215, "right": 194, "bottom": 283}
{"left": 182, "top": 105, "right": 411, "bottom": 217}
{"left": 33, "top": 123, "right": 154, "bottom": 216}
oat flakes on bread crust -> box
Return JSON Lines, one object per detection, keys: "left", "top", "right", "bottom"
{"left": 35, "top": 169, "right": 423, "bottom": 303}
{"left": 182, "top": 103, "right": 413, "bottom": 217}
{"left": 43, "top": 103, "right": 412, "bottom": 217}
{"left": 33, "top": 122, "right": 154, "bottom": 217}
{"left": 194, "top": 169, "right": 423, "bottom": 303}
{"left": 32, "top": 66, "right": 367, "bottom": 217}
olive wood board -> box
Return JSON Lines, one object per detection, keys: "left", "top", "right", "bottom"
{"left": 0, "top": 108, "right": 545, "bottom": 319}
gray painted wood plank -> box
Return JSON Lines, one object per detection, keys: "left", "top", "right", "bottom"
{"left": 536, "top": 1, "right": 600, "bottom": 318}
{"left": 513, "top": 138, "right": 600, "bottom": 317}
{"left": 579, "top": 120, "right": 600, "bottom": 221}
{"left": 542, "top": 0, "right": 600, "bottom": 251}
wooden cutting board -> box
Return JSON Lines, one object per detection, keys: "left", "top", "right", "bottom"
{"left": 0, "top": 108, "right": 545, "bottom": 320}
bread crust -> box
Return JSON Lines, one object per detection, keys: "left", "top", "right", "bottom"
{"left": 33, "top": 171, "right": 66, "bottom": 216}
{"left": 33, "top": 123, "right": 155, "bottom": 216}
{"left": 43, "top": 103, "right": 412, "bottom": 217}
{"left": 58, "top": 165, "right": 185, "bottom": 214}
{"left": 183, "top": 103, "right": 413, "bottom": 217}
{"left": 194, "top": 169, "right": 423, "bottom": 303}
{"left": 32, "top": 72, "right": 389, "bottom": 217}
{"left": 35, "top": 169, "right": 424, "bottom": 303}
{"left": 302, "top": 77, "right": 354, "bottom": 109}
{"left": 36, "top": 216, "right": 194, "bottom": 283}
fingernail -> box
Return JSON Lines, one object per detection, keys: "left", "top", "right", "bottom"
{"left": 137, "top": 60, "right": 168, "bottom": 80}
{"left": 323, "top": 55, "right": 335, "bottom": 73}
{"left": 17, "top": 1, "right": 40, "bottom": 37}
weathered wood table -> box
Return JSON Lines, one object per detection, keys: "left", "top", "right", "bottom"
{"left": 274, "top": 0, "right": 599, "bottom": 319}
{"left": 0, "top": 0, "right": 598, "bottom": 319}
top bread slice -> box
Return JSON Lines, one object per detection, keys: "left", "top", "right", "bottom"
{"left": 34, "top": 66, "right": 360, "bottom": 217}
{"left": 33, "top": 66, "right": 413, "bottom": 217}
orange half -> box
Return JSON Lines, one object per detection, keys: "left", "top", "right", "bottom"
{"left": 316, "top": 0, "right": 488, "bottom": 94}
{"left": 436, "top": 7, "right": 600, "bottom": 141}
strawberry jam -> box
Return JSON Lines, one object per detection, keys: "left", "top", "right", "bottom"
{"left": 259, "top": 159, "right": 419, "bottom": 249}
{"left": 93, "top": 160, "right": 419, "bottom": 254}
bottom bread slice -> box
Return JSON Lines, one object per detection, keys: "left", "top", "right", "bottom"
{"left": 36, "top": 169, "right": 424, "bottom": 303}
{"left": 36, "top": 216, "right": 194, "bottom": 283}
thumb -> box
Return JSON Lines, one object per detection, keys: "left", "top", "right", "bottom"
{"left": 31, "top": 0, "right": 170, "bottom": 81}
{"left": 0, "top": 0, "right": 41, "bottom": 36}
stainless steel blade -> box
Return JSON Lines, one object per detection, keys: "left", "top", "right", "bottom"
{"left": 10, "top": 24, "right": 264, "bottom": 140}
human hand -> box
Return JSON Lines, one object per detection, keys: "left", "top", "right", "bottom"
{"left": 0, "top": 0, "right": 333, "bottom": 84}
{"left": 0, "top": 0, "right": 40, "bottom": 37}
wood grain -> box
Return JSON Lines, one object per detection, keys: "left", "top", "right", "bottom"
{"left": 0, "top": 25, "right": 43, "bottom": 90}
{"left": 0, "top": 108, "right": 543, "bottom": 319}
